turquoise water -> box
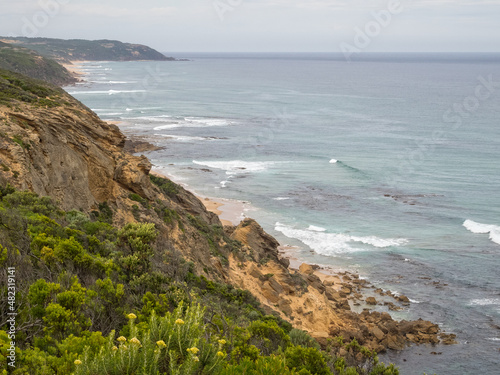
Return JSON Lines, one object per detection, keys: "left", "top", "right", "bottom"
{"left": 66, "top": 54, "right": 500, "bottom": 374}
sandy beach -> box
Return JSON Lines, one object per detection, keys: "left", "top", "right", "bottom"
{"left": 62, "top": 61, "right": 88, "bottom": 80}
{"left": 150, "top": 168, "right": 246, "bottom": 227}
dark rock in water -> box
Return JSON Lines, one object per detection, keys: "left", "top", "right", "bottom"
{"left": 366, "top": 297, "right": 377, "bottom": 305}
{"left": 384, "top": 302, "right": 402, "bottom": 311}
{"left": 397, "top": 294, "right": 411, "bottom": 305}
{"left": 439, "top": 333, "right": 458, "bottom": 345}
{"left": 124, "top": 138, "right": 163, "bottom": 153}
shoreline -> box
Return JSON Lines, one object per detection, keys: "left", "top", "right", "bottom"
{"left": 151, "top": 167, "right": 247, "bottom": 227}
{"left": 149, "top": 166, "right": 417, "bottom": 314}
{"left": 53, "top": 57, "right": 472, "bottom": 372}
{"left": 62, "top": 60, "right": 93, "bottom": 82}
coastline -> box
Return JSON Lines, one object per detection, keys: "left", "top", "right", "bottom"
{"left": 149, "top": 166, "right": 423, "bottom": 316}
{"left": 51, "top": 56, "right": 496, "bottom": 374}
{"left": 151, "top": 168, "right": 246, "bottom": 227}
{"left": 62, "top": 61, "right": 89, "bottom": 81}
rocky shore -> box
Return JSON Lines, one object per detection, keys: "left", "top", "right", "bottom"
{"left": 222, "top": 219, "right": 457, "bottom": 352}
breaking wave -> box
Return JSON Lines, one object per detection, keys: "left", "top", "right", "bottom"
{"left": 274, "top": 222, "right": 408, "bottom": 256}
{"left": 463, "top": 220, "right": 500, "bottom": 245}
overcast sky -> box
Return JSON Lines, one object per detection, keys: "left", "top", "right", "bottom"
{"left": 1, "top": 0, "right": 499, "bottom": 52}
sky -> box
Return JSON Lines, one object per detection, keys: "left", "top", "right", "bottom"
{"left": 0, "top": 0, "right": 499, "bottom": 53}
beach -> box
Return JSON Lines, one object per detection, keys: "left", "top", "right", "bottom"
{"left": 151, "top": 168, "right": 247, "bottom": 227}
{"left": 62, "top": 61, "right": 88, "bottom": 79}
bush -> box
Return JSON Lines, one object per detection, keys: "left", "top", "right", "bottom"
{"left": 289, "top": 329, "right": 320, "bottom": 350}
{"left": 329, "top": 339, "right": 399, "bottom": 375}
{"left": 221, "top": 355, "right": 298, "bottom": 375}
{"left": 285, "top": 345, "right": 331, "bottom": 375}
{"left": 76, "top": 303, "right": 226, "bottom": 375}
{"left": 248, "top": 319, "right": 291, "bottom": 356}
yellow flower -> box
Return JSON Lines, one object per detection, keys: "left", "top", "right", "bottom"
{"left": 129, "top": 337, "right": 141, "bottom": 346}
{"left": 217, "top": 351, "right": 225, "bottom": 358}
{"left": 175, "top": 319, "right": 185, "bottom": 325}
{"left": 218, "top": 339, "right": 226, "bottom": 345}
{"left": 74, "top": 359, "right": 82, "bottom": 365}
{"left": 112, "top": 346, "right": 118, "bottom": 351}
{"left": 156, "top": 340, "right": 167, "bottom": 349}
{"left": 187, "top": 347, "right": 199, "bottom": 354}
{"left": 122, "top": 345, "right": 128, "bottom": 350}
{"left": 117, "top": 336, "right": 127, "bottom": 342}
{"left": 127, "top": 313, "right": 137, "bottom": 320}
{"left": 193, "top": 356, "right": 199, "bottom": 362}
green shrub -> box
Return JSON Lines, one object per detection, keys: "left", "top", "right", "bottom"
{"left": 150, "top": 175, "right": 180, "bottom": 197}
{"left": 285, "top": 345, "right": 331, "bottom": 375}
{"left": 289, "top": 329, "right": 320, "bottom": 350}
{"left": 329, "top": 339, "right": 399, "bottom": 375}
{"left": 248, "top": 319, "right": 291, "bottom": 356}
{"left": 77, "top": 303, "right": 226, "bottom": 375}
{"left": 221, "top": 355, "right": 298, "bottom": 375}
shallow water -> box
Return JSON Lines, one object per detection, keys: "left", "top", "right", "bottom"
{"left": 66, "top": 53, "right": 500, "bottom": 374}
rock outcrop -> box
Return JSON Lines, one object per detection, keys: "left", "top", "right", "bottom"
{"left": 226, "top": 219, "right": 456, "bottom": 352}
{"left": 0, "top": 99, "right": 154, "bottom": 219}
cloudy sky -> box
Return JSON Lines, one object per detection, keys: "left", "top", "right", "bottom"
{"left": 1, "top": 0, "right": 499, "bottom": 52}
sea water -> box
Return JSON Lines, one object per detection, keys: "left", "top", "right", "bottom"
{"left": 66, "top": 53, "right": 500, "bottom": 374}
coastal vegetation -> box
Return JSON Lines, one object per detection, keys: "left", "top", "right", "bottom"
{"left": 0, "top": 68, "right": 66, "bottom": 106}
{"left": 0, "top": 37, "right": 174, "bottom": 63}
{"left": 0, "top": 186, "right": 399, "bottom": 374}
{"left": 0, "top": 42, "right": 75, "bottom": 86}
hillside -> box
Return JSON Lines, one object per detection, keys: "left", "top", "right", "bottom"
{"left": 0, "top": 70, "right": 456, "bottom": 374}
{"left": 0, "top": 37, "right": 174, "bottom": 62}
{"left": 0, "top": 42, "right": 76, "bottom": 85}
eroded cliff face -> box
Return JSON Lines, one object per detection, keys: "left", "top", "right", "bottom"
{"left": 0, "top": 78, "right": 455, "bottom": 354}
{"left": 0, "top": 100, "right": 154, "bottom": 217}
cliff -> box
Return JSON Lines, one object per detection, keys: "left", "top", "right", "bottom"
{"left": 0, "top": 42, "right": 76, "bottom": 85}
{"left": 0, "top": 37, "right": 174, "bottom": 62}
{"left": 0, "top": 69, "right": 456, "bottom": 372}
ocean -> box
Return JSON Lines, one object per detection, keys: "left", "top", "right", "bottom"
{"left": 66, "top": 53, "right": 500, "bottom": 374}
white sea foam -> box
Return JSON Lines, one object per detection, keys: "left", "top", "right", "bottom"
{"left": 273, "top": 197, "right": 290, "bottom": 201}
{"left": 152, "top": 117, "right": 231, "bottom": 130}
{"left": 220, "top": 180, "right": 230, "bottom": 188}
{"left": 274, "top": 222, "right": 408, "bottom": 256}
{"left": 308, "top": 225, "right": 326, "bottom": 232}
{"left": 329, "top": 159, "right": 338, "bottom": 164}
{"left": 463, "top": 220, "right": 500, "bottom": 245}
{"left": 68, "top": 90, "right": 146, "bottom": 95}
{"left": 468, "top": 298, "right": 500, "bottom": 306}
{"left": 131, "top": 115, "right": 172, "bottom": 123}
{"left": 156, "top": 134, "right": 206, "bottom": 142}
{"left": 486, "top": 338, "right": 500, "bottom": 341}
{"left": 88, "top": 80, "right": 136, "bottom": 84}
{"left": 185, "top": 117, "right": 231, "bottom": 126}
{"left": 193, "top": 160, "right": 275, "bottom": 175}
